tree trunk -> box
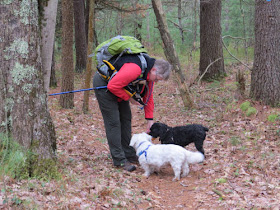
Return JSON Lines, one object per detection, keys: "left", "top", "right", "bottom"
{"left": 146, "top": 10, "right": 151, "bottom": 48}
{"left": 239, "top": 0, "right": 248, "bottom": 62}
{"left": 151, "top": 0, "right": 194, "bottom": 109}
{"left": 250, "top": 0, "right": 280, "bottom": 106}
{"left": 199, "top": 0, "right": 225, "bottom": 80}
{"left": 116, "top": 2, "right": 123, "bottom": 35}
{"left": 178, "top": 0, "right": 184, "bottom": 44}
{"left": 50, "top": 43, "right": 57, "bottom": 88}
{"left": 85, "top": 0, "right": 89, "bottom": 42}
{"left": 224, "top": 0, "right": 230, "bottom": 33}
{"left": 0, "top": 0, "right": 56, "bottom": 169}
{"left": 190, "top": 0, "right": 198, "bottom": 55}
{"left": 73, "top": 0, "right": 87, "bottom": 73}
{"left": 132, "top": 0, "right": 142, "bottom": 42}
{"left": 41, "top": 0, "right": 59, "bottom": 92}
{"left": 84, "top": 0, "right": 98, "bottom": 46}
{"left": 83, "top": 0, "right": 95, "bottom": 113}
{"left": 60, "top": 0, "right": 74, "bottom": 109}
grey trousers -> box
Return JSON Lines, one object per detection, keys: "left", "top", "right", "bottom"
{"left": 93, "top": 73, "right": 136, "bottom": 166}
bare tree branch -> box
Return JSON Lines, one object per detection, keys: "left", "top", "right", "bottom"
{"left": 222, "top": 35, "right": 252, "bottom": 41}
{"left": 222, "top": 36, "right": 251, "bottom": 70}
{"left": 168, "top": 19, "right": 192, "bottom": 32}
{"left": 97, "top": 0, "right": 149, "bottom": 13}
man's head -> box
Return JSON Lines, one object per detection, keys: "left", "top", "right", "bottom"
{"left": 150, "top": 59, "right": 172, "bottom": 82}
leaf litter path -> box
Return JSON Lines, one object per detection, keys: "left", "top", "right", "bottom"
{"left": 1, "top": 66, "right": 279, "bottom": 209}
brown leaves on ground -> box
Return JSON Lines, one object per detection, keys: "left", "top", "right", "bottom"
{"left": 1, "top": 65, "right": 279, "bottom": 209}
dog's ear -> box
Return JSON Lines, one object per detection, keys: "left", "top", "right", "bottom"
{"left": 194, "top": 140, "right": 204, "bottom": 155}
{"left": 159, "top": 130, "right": 169, "bottom": 142}
{"left": 158, "top": 124, "right": 168, "bottom": 139}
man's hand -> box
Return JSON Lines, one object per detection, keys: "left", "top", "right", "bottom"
{"left": 146, "top": 120, "right": 154, "bottom": 133}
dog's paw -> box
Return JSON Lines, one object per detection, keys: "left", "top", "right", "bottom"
{"left": 181, "top": 173, "right": 188, "bottom": 178}
{"left": 182, "top": 170, "right": 189, "bottom": 177}
{"left": 143, "top": 173, "right": 150, "bottom": 178}
{"left": 172, "top": 177, "right": 180, "bottom": 182}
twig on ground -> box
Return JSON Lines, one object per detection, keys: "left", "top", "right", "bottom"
{"left": 198, "top": 57, "right": 222, "bottom": 85}
{"left": 212, "top": 188, "right": 225, "bottom": 199}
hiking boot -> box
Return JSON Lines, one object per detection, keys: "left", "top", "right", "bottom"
{"left": 127, "top": 156, "right": 139, "bottom": 164}
{"left": 120, "top": 161, "right": 136, "bottom": 172}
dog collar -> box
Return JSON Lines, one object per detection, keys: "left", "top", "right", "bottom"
{"left": 138, "top": 145, "right": 151, "bottom": 160}
{"left": 137, "top": 141, "right": 147, "bottom": 149}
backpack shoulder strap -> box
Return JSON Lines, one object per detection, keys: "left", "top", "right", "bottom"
{"left": 137, "top": 53, "right": 147, "bottom": 77}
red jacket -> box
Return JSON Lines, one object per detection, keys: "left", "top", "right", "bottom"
{"left": 107, "top": 63, "right": 154, "bottom": 120}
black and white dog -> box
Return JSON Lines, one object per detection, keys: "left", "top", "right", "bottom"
{"left": 149, "top": 122, "right": 209, "bottom": 155}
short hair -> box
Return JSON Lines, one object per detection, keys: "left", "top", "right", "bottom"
{"left": 153, "top": 59, "right": 172, "bottom": 80}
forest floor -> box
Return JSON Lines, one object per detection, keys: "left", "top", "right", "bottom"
{"left": 1, "top": 63, "right": 280, "bottom": 209}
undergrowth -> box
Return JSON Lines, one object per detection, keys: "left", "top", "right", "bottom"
{"left": 0, "top": 133, "right": 29, "bottom": 179}
{"left": 0, "top": 133, "right": 61, "bottom": 181}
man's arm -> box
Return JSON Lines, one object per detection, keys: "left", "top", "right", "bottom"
{"left": 107, "top": 63, "right": 142, "bottom": 101}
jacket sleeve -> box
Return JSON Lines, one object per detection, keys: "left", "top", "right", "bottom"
{"left": 143, "top": 74, "right": 154, "bottom": 120}
{"left": 107, "top": 63, "right": 142, "bottom": 101}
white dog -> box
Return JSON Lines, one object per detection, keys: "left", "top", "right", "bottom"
{"left": 130, "top": 132, "right": 204, "bottom": 181}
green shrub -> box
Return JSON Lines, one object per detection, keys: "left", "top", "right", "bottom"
{"left": 246, "top": 107, "right": 257, "bottom": 117}
{"left": 207, "top": 80, "right": 222, "bottom": 89}
{"left": 267, "top": 114, "right": 279, "bottom": 122}
{"left": 240, "top": 101, "right": 251, "bottom": 111}
{"left": 0, "top": 133, "right": 60, "bottom": 180}
{"left": 0, "top": 133, "right": 29, "bottom": 179}
{"left": 229, "top": 136, "right": 241, "bottom": 146}
{"left": 216, "top": 178, "right": 227, "bottom": 184}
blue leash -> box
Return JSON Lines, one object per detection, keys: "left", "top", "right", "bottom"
{"left": 49, "top": 82, "right": 153, "bottom": 109}
{"left": 48, "top": 86, "right": 107, "bottom": 96}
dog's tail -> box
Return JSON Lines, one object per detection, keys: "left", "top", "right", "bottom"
{"left": 184, "top": 150, "right": 204, "bottom": 164}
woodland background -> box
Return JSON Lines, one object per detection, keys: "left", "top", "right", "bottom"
{"left": 0, "top": 0, "right": 279, "bottom": 209}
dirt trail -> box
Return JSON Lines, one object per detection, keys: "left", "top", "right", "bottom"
{"left": 40, "top": 68, "right": 280, "bottom": 209}
{"left": 1, "top": 66, "right": 279, "bottom": 209}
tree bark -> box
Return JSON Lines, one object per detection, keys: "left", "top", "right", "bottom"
{"left": 50, "top": 43, "right": 57, "bottom": 88}
{"left": 116, "top": 2, "right": 123, "bottom": 35}
{"left": 73, "top": 0, "right": 87, "bottom": 73}
{"left": 85, "top": 0, "right": 89, "bottom": 42}
{"left": 151, "top": 0, "right": 194, "bottom": 109}
{"left": 41, "top": 0, "right": 59, "bottom": 92}
{"left": 0, "top": 0, "right": 56, "bottom": 163}
{"left": 239, "top": 0, "right": 248, "bottom": 62}
{"left": 199, "top": 0, "right": 225, "bottom": 80}
{"left": 132, "top": 0, "right": 142, "bottom": 42}
{"left": 250, "top": 0, "right": 280, "bottom": 106}
{"left": 60, "top": 0, "right": 75, "bottom": 108}
{"left": 190, "top": 0, "right": 198, "bottom": 54}
{"left": 83, "top": 0, "right": 95, "bottom": 113}
{"left": 146, "top": 10, "right": 151, "bottom": 48}
{"left": 178, "top": 0, "right": 184, "bottom": 44}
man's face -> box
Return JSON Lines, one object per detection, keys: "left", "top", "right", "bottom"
{"left": 150, "top": 68, "right": 163, "bottom": 82}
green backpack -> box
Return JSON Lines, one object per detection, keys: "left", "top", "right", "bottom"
{"left": 89, "top": 35, "right": 148, "bottom": 80}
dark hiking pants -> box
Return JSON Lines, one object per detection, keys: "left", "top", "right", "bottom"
{"left": 93, "top": 73, "right": 136, "bottom": 166}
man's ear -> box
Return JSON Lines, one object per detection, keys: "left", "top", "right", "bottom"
{"left": 151, "top": 67, "right": 156, "bottom": 72}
